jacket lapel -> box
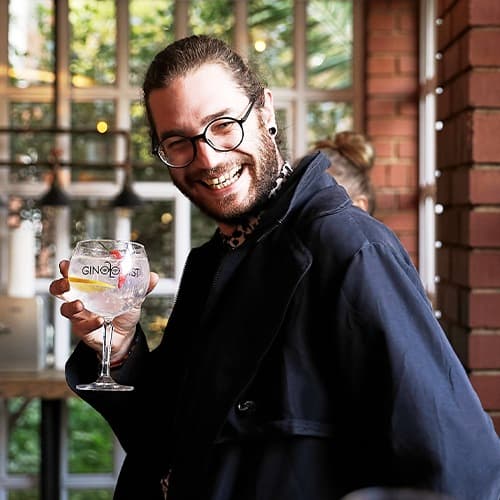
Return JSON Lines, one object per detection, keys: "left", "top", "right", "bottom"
{"left": 172, "top": 226, "right": 312, "bottom": 465}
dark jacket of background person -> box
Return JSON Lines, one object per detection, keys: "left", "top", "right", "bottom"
{"left": 66, "top": 152, "right": 500, "bottom": 500}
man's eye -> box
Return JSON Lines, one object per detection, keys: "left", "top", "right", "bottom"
{"left": 166, "top": 137, "right": 189, "bottom": 150}
{"left": 211, "top": 119, "right": 236, "bottom": 135}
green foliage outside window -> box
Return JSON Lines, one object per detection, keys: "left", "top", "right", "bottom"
{"left": 307, "top": 0, "right": 353, "bottom": 89}
{"left": 69, "top": 489, "right": 112, "bottom": 500}
{"left": 68, "top": 398, "right": 113, "bottom": 473}
{"left": 129, "top": 0, "right": 175, "bottom": 87}
{"left": 8, "top": 399, "right": 40, "bottom": 474}
{"left": 69, "top": 0, "right": 117, "bottom": 86}
{"left": 8, "top": 490, "right": 38, "bottom": 500}
{"left": 189, "top": 0, "right": 234, "bottom": 42}
{"left": 248, "top": 0, "right": 293, "bottom": 88}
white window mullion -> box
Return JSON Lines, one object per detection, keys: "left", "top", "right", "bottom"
{"left": 418, "top": 0, "right": 438, "bottom": 306}
{"left": 293, "top": 0, "right": 307, "bottom": 159}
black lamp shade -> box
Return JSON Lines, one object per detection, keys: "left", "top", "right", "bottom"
{"left": 112, "top": 182, "right": 143, "bottom": 208}
{"left": 39, "top": 180, "right": 70, "bottom": 207}
{"left": 112, "top": 168, "right": 142, "bottom": 208}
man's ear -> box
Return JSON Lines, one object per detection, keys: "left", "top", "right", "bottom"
{"left": 261, "top": 88, "right": 276, "bottom": 130}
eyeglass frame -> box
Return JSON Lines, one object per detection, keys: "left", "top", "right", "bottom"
{"left": 154, "top": 98, "right": 257, "bottom": 169}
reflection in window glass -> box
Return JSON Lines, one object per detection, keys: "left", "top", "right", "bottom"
{"left": 306, "top": 102, "right": 353, "bottom": 150}
{"left": 8, "top": 398, "right": 40, "bottom": 474}
{"left": 8, "top": 0, "right": 54, "bottom": 88}
{"left": 142, "top": 295, "right": 175, "bottom": 350}
{"left": 130, "top": 101, "right": 171, "bottom": 182}
{"left": 133, "top": 200, "right": 175, "bottom": 280}
{"left": 191, "top": 205, "right": 217, "bottom": 249}
{"left": 71, "top": 101, "right": 116, "bottom": 181}
{"left": 38, "top": 206, "right": 62, "bottom": 278}
{"left": 275, "top": 108, "right": 291, "bottom": 159}
{"left": 69, "top": 0, "right": 116, "bottom": 87}
{"left": 307, "top": 0, "right": 353, "bottom": 89}
{"left": 68, "top": 398, "right": 113, "bottom": 473}
{"left": 10, "top": 102, "right": 53, "bottom": 128}
{"left": 189, "top": 0, "right": 233, "bottom": 43}
{"left": 248, "top": 0, "right": 293, "bottom": 88}
{"left": 7, "top": 127, "right": 53, "bottom": 184}
{"left": 70, "top": 199, "right": 114, "bottom": 246}
{"left": 129, "top": 0, "right": 175, "bottom": 87}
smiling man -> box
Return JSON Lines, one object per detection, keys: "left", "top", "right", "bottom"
{"left": 50, "top": 35, "right": 500, "bottom": 500}
{"left": 146, "top": 56, "right": 287, "bottom": 237}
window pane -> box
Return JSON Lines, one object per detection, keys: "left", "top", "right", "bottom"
{"left": 8, "top": 398, "right": 40, "bottom": 474}
{"left": 129, "top": 0, "right": 175, "bottom": 87}
{"left": 189, "top": 0, "right": 234, "bottom": 43}
{"left": 10, "top": 102, "right": 54, "bottom": 127}
{"left": 69, "top": 490, "right": 112, "bottom": 500}
{"left": 8, "top": 490, "right": 38, "bottom": 500}
{"left": 307, "top": 0, "right": 353, "bottom": 89}
{"left": 249, "top": 0, "right": 293, "bottom": 88}
{"left": 306, "top": 102, "right": 353, "bottom": 150}
{"left": 71, "top": 102, "right": 116, "bottom": 181}
{"left": 133, "top": 200, "right": 175, "bottom": 279}
{"left": 8, "top": 104, "right": 51, "bottom": 276}
{"left": 191, "top": 205, "right": 217, "bottom": 248}
{"left": 275, "top": 107, "right": 291, "bottom": 158}
{"left": 69, "top": 0, "right": 116, "bottom": 87}
{"left": 130, "top": 101, "right": 171, "bottom": 181}
{"left": 141, "top": 295, "right": 175, "bottom": 350}
{"left": 71, "top": 199, "right": 115, "bottom": 244}
{"left": 8, "top": 0, "right": 54, "bottom": 88}
{"left": 68, "top": 398, "right": 113, "bottom": 473}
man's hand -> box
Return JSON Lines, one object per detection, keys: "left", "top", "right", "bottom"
{"left": 49, "top": 259, "right": 159, "bottom": 361}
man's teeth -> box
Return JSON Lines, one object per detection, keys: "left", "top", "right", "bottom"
{"left": 204, "top": 166, "right": 242, "bottom": 190}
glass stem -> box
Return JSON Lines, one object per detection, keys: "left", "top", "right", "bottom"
{"left": 100, "top": 319, "right": 114, "bottom": 379}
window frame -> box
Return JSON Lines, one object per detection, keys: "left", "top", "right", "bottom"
{"left": 0, "top": 1, "right": 363, "bottom": 497}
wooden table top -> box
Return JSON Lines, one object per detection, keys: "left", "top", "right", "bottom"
{"left": 0, "top": 370, "right": 73, "bottom": 399}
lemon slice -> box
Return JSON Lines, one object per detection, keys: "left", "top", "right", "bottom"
{"left": 69, "top": 276, "right": 115, "bottom": 292}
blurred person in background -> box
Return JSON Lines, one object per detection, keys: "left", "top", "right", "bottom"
{"left": 312, "top": 130, "right": 376, "bottom": 215}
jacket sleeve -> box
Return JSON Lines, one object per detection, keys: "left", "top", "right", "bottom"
{"left": 341, "top": 241, "right": 500, "bottom": 500}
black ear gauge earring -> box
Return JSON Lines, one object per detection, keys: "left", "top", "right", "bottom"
{"left": 269, "top": 126, "right": 277, "bottom": 136}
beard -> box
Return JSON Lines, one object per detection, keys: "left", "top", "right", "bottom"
{"left": 172, "top": 122, "right": 282, "bottom": 226}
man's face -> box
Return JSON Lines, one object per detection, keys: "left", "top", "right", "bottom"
{"left": 148, "top": 64, "right": 281, "bottom": 226}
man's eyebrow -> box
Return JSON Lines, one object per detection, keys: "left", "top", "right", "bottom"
{"left": 158, "top": 106, "right": 234, "bottom": 141}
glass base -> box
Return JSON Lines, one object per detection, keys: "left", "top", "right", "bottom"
{"left": 76, "top": 376, "right": 134, "bottom": 392}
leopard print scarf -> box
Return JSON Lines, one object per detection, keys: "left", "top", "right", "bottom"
{"left": 220, "top": 161, "right": 293, "bottom": 249}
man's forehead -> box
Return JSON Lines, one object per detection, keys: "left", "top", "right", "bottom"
{"left": 149, "top": 63, "right": 249, "bottom": 132}
{"left": 160, "top": 64, "right": 246, "bottom": 110}
{"left": 180, "top": 63, "right": 241, "bottom": 94}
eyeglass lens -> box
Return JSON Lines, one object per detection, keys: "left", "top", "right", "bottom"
{"left": 158, "top": 117, "right": 244, "bottom": 168}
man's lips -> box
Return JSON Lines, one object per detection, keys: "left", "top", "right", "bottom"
{"left": 201, "top": 165, "right": 243, "bottom": 190}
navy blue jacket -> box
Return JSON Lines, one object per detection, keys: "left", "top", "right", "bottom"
{"left": 67, "top": 152, "right": 500, "bottom": 500}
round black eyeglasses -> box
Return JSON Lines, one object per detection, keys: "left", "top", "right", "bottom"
{"left": 155, "top": 99, "right": 256, "bottom": 168}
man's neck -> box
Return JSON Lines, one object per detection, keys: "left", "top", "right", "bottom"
{"left": 217, "top": 159, "right": 294, "bottom": 242}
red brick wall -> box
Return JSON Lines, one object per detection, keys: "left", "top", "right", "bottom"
{"left": 435, "top": 0, "right": 500, "bottom": 432}
{"left": 365, "top": 0, "right": 499, "bottom": 433}
{"left": 365, "top": 0, "right": 419, "bottom": 265}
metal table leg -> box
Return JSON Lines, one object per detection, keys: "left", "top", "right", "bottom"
{"left": 40, "top": 399, "right": 61, "bottom": 500}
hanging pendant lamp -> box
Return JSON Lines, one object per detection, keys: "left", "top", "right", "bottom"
{"left": 112, "top": 164, "right": 142, "bottom": 208}
{"left": 39, "top": 148, "right": 70, "bottom": 207}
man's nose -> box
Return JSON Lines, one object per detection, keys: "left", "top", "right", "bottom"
{"left": 194, "top": 138, "right": 226, "bottom": 167}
